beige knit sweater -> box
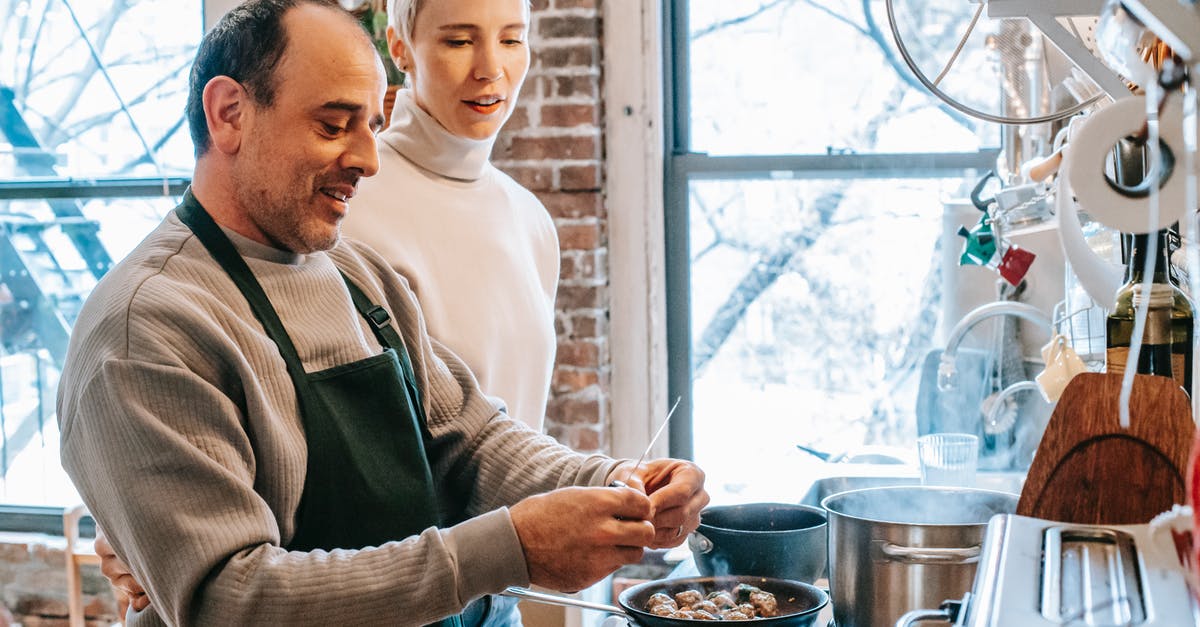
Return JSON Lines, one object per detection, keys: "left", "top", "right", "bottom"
{"left": 57, "top": 210, "right": 619, "bottom": 626}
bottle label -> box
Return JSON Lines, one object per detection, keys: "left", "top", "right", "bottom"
{"left": 1105, "top": 347, "right": 1186, "bottom": 389}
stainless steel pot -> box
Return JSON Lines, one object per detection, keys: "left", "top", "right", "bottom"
{"left": 688, "top": 503, "right": 827, "bottom": 583}
{"left": 821, "top": 486, "right": 1017, "bottom": 627}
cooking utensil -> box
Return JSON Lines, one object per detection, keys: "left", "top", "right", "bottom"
{"left": 503, "top": 575, "right": 828, "bottom": 627}
{"left": 1017, "top": 372, "right": 1194, "bottom": 525}
{"left": 688, "top": 503, "right": 827, "bottom": 583}
{"left": 821, "top": 485, "right": 1017, "bottom": 627}
{"left": 611, "top": 396, "right": 681, "bottom": 488}
{"left": 895, "top": 513, "right": 1199, "bottom": 626}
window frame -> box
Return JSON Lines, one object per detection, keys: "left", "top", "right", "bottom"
{"left": 660, "top": 0, "right": 1002, "bottom": 460}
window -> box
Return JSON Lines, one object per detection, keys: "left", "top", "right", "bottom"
{"left": 665, "top": 0, "right": 1007, "bottom": 503}
{"left": 0, "top": 0, "right": 200, "bottom": 510}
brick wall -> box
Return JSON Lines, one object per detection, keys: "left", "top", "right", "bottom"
{"left": 0, "top": 534, "right": 116, "bottom": 626}
{"left": 493, "top": 0, "right": 610, "bottom": 453}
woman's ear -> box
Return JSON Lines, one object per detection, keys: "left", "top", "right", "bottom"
{"left": 203, "top": 76, "right": 247, "bottom": 154}
{"left": 387, "top": 25, "right": 411, "bottom": 74}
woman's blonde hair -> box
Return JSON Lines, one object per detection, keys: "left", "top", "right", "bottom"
{"left": 387, "top": 0, "right": 531, "bottom": 45}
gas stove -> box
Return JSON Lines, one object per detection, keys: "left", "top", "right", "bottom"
{"left": 900, "top": 510, "right": 1200, "bottom": 626}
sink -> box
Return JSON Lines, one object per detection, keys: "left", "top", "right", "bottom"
{"left": 798, "top": 471, "right": 1025, "bottom": 507}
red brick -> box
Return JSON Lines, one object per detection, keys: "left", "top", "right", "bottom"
{"left": 541, "top": 103, "right": 598, "bottom": 128}
{"left": 556, "top": 284, "right": 604, "bottom": 309}
{"left": 509, "top": 135, "right": 598, "bottom": 160}
{"left": 569, "top": 312, "right": 607, "bottom": 338}
{"left": 556, "top": 0, "right": 598, "bottom": 8}
{"left": 553, "top": 368, "right": 600, "bottom": 392}
{"left": 502, "top": 165, "right": 553, "bottom": 191}
{"left": 503, "top": 104, "right": 531, "bottom": 132}
{"left": 546, "top": 75, "right": 599, "bottom": 99}
{"left": 540, "top": 15, "right": 600, "bottom": 39}
{"left": 539, "top": 191, "right": 602, "bottom": 218}
{"left": 546, "top": 395, "right": 602, "bottom": 425}
{"left": 560, "top": 164, "right": 600, "bottom": 190}
{"left": 536, "top": 44, "right": 597, "bottom": 68}
{"left": 559, "top": 250, "right": 604, "bottom": 281}
{"left": 557, "top": 339, "right": 600, "bottom": 367}
{"left": 531, "top": 0, "right": 550, "bottom": 10}
{"left": 558, "top": 222, "right": 601, "bottom": 250}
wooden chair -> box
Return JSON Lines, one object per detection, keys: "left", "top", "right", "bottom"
{"left": 1017, "top": 372, "right": 1195, "bottom": 525}
{"left": 63, "top": 504, "right": 106, "bottom": 627}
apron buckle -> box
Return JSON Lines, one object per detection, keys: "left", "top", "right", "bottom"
{"left": 365, "top": 305, "right": 391, "bottom": 328}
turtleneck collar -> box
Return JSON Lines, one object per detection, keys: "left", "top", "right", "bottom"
{"left": 377, "top": 88, "right": 497, "bottom": 182}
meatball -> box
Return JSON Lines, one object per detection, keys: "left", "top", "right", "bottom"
{"left": 692, "top": 600, "right": 720, "bottom": 615}
{"left": 707, "top": 591, "right": 737, "bottom": 609}
{"left": 691, "top": 609, "right": 719, "bottom": 621}
{"left": 737, "top": 603, "right": 758, "bottom": 617}
{"left": 650, "top": 604, "right": 676, "bottom": 617}
{"left": 720, "top": 609, "right": 753, "bottom": 621}
{"left": 674, "top": 590, "right": 705, "bottom": 607}
{"left": 646, "top": 593, "right": 677, "bottom": 612}
{"left": 748, "top": 590, "right": 779, "bottom": 617}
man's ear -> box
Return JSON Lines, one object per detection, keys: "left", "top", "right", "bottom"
{"left": 203, "top": 76, "right": 247, "bottom": 154}
{"left": 387, "top": 26, "right": 410, "bottom": 74}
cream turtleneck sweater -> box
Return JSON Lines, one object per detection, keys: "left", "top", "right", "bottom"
{"left": 344, "top": 89, "right": 559, "bottom": 430}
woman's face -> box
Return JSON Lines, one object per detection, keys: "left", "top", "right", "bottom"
{"left": 390, "top": 0, "right": 530, "bottom": 140}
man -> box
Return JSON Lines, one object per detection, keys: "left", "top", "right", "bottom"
{"left": 57, "top": 1, "right": 707, "bottom": 624}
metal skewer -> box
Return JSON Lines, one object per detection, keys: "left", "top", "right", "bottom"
{"left": 610, "top": 396, "right": 682, "bottom": 488}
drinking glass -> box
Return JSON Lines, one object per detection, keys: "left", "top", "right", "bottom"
{"left": 917, "top": 433, "right": 979, "bottom": 487}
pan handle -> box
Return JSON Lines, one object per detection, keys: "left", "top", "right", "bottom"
{"left": 500, "top": 586, "right": 625, "bottom": 615}
{"left": 879, "top": 542, "right": 980, "bottom": 564}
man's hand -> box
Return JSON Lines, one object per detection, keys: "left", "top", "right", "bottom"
{"left": 95, "top": 528, "right": 150, "bottom": 613}
{"left": 629, "top": 458, "right": 709, "bottom": 548}
{"left": 510, "top": 486, "right": 656, "bottom": 592}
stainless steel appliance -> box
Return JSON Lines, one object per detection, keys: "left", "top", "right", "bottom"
{"left": 897, "top": 513, "right": 1200, "bottom": 626}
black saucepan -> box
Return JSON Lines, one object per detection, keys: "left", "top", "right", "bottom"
{"left": 504, "top": 575, "right": 828, "bottom": 626}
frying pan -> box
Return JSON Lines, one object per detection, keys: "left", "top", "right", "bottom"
{"left": 503, "top": 575, "right": 828, "bottom": 626}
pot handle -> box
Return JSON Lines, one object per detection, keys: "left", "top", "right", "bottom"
{"left": 687, "top": 531, "right": 713, "bottom": 554}
{"left": 879, "top": 542, "right": 980, "bottom": 564}
{"left": 894, "top": 608, "right": 955, "bottom": 627}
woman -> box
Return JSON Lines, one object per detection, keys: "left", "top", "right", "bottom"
{"left": 100, "top": 0, "right": 555, "bottom": 620}
{"left": 346, "top": 0, "right": 556, "bottom": 431}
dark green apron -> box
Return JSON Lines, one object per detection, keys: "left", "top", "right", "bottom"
{"left": 176, "top": 194, "right": 480, "bottom": 627}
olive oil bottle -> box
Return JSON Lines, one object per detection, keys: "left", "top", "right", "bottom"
{"left": 1106, "top": 230, "right": 1195, "bottom": 395}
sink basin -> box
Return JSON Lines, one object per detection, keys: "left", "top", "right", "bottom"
{"left": 798, "top": 471, "right": 1025, "bottom": 507}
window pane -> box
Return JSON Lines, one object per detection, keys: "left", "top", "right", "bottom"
{"left": 686, "top": 0, "right": 1001, "bottom": 155}
{"left": 687, "top": 177, "right": 969, "bottom": 502}
{"left": 0, "top": 0, "right": 202, "bottom": 178}
{"left": 0, "top": 0, "right": 200, "bottom": 507}
{"left": 2, "top": 196, "right": 179, "bottom": 507}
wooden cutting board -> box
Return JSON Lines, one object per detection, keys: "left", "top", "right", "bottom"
{"left": 1017, "top": 372, "right": 1195, "bottom": 525}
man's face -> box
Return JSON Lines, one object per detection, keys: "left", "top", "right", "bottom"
{"left": 231, "top": 4, "right": 386, "bottom": 254}
{"left": 402, "top": 0, "right": 530, "bottom": 140}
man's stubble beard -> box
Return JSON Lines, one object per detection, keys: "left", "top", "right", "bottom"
{"left": 231, "top": 167, "right": 340, "bottom": 255}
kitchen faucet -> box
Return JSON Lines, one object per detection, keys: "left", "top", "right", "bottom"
{"left": 937, "top": 301, "right": 1054, "bottom": 393}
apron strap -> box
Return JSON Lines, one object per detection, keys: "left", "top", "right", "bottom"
{"left": 339, "top": 274, "right": 425, "bottom": 415}
{"left": 175, "top": 195, "right": 309, "bottom": 385}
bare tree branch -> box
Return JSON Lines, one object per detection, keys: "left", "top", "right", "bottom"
{"left": 691, "top": 0, "right": 796, "bottom": 40}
